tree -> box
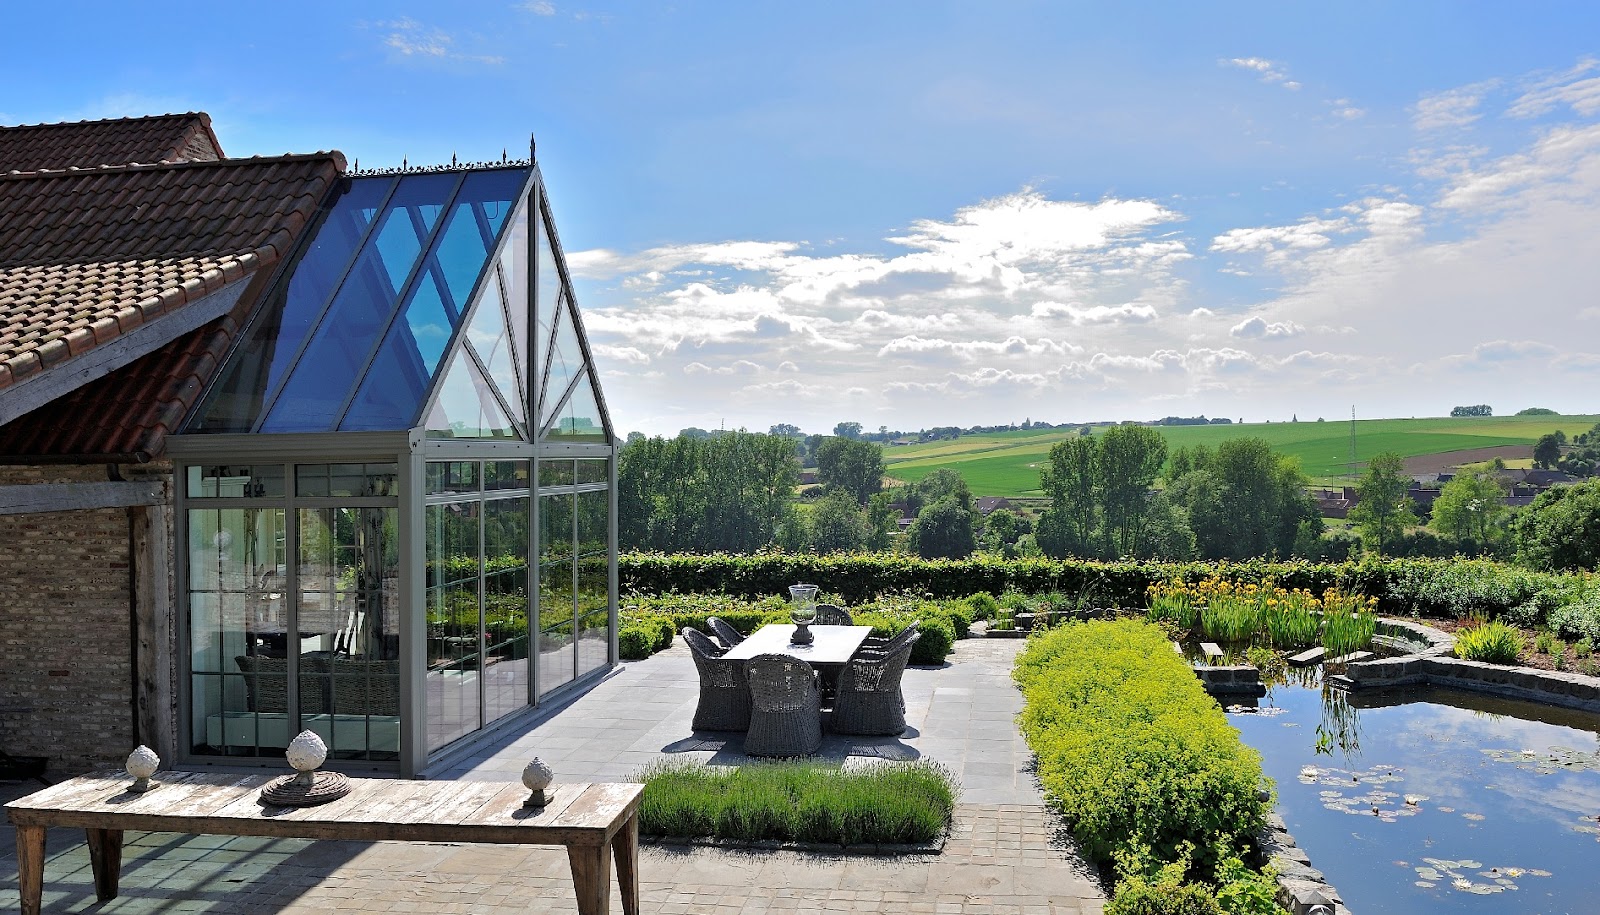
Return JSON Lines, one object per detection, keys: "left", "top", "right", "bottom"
{"left": 768, "top": 423, "right": 802, "bottom": 437}
{"left": 810, "top": 490, "right": 872, "bottom": 553}
{"left": 1038, "top": 436, "right": 1098, "bottom": 557}
{"left": 865, "top": 491, "right": 899, "bottom": 551}
{"left": 833, "top": 421, "right": 863, "bottom": 440}
{"left": 1348, "top": 451, "right": 1417, "bottom": 554}
{"left": 814, "top": 437, "right": 884, "bottom": 504}
{"left": 1516, "top": 407, "right": 1558, "bottom": 416}
{"left": 1166, "top": 438, "right": 1316, "bottom": 560}
{"left": 1095, "top": 425, "right": 1167, "bottom": 557}
{"left": 1534, "top": 433, "right": 1562, "bottom": 469}
{"left": 678, "top": 427, "right": 713, "bottom": 439}
{"left": 624, "top": 431, "right": 645, "bottom": 444}
{"left": 908, "top": 468, "right": 972, "bottom": 516}
{"left": 616, "top": 431, "right": 800, "bottom": 553}
{"left": 1450, "top": 404, "right": 1493, "bottom": 417}
{"left": 909, "top": 497, "right": 975, "bottom": 559}
{"left": 1429, "top": 471, "right": 1508, "bottom": 548}
{"left": 1514, "top": 479, "right": 1600, "bottom": 570}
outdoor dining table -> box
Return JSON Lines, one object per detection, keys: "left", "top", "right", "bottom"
{"left": 719, "top": 624, "right": 874, "bottom": 666}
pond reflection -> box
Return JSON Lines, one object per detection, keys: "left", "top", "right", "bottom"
{"left": 1229, "top": 672, "right": 1600, "bottom": 912}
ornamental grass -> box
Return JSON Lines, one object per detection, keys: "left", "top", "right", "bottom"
{"left": 635, "top": 759, "right": 958, "bottom": 845}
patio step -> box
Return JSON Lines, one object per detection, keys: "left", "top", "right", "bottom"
{"left": 1325, "top": 650, "right": 1374, "bottom": 666}
{"left": 1287, "top": 647, "right": 1326, "bottom": 667}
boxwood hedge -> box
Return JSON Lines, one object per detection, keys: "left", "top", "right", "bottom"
{"left": 1014, "top": 619, "right": 1270, "bottom": 878}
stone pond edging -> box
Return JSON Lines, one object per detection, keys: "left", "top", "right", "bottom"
{"left": 1332, "top": 618, "right": 1600, "bottom": 715}
{"left": 1258, "top": 811, "right": 1348, "bottom": 915}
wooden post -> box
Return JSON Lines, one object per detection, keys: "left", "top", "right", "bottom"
{"left": 86, "top": 827, "right": 125, "bottom": 902}
{"left": 16, "top": 823, "right": 45, "bottom": 915}
{"left": 610, "top": 813, "right": 639, "bottom": 915}
{"left": 566, "top": 841, "right": 613, "bottom": 915}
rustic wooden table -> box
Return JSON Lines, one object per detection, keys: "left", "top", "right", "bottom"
{"left": 4, "top": 770, "right": 641, "bottom": 915}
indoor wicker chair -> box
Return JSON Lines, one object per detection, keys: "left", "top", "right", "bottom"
{"left": 683, "top": 628, "right": 752, "bottom": 731}
{"left": 814, "top": 603, "right": 853, "bottom": 626}
{"left": 705, "top": 616, "right": 745, "bottom": 649}
{"left": 830, "top": 633, "right": 918, "bottom": 735}
{"left": 743, "top": 653, "right": 822, "bottom": 757}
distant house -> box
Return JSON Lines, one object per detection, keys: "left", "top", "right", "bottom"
{"left": 798, "top": 470, "right": 819, "bottom": 485}
{"left": 975, "top": 496, "right": 1012, "bottom": 515}
{"left": 1310, "top": 487, "right": 1356, "bottom": 519}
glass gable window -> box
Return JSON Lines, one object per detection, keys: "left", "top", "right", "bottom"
{"left": 176, "top": 160, "right": 616, "bottom": 776}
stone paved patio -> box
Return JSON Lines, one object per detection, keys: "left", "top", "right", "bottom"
{"left": 1, "top": 637, "right": 1106, "bottom": 913}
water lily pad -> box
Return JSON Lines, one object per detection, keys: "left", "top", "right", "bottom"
{"left": 1415, "top": 880, "right": 1436, "bottom": 887}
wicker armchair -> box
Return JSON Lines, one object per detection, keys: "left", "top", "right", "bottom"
{"left": 705, "top": 616, "right": 745, "bottom": 649}
{"left": 814, "top": 603, "right": 853, "bottom": 626}
{"left": 831, "top": 633, "right": 918, "bottom": 735}
{"left": 861, "top": 620, "right": 919, "bottom": 653}
{"left": 684, "top": 628, "right": 752, "bottom": 731}
{"left": 743, "top": 654, "right": 822, "bottom": 757}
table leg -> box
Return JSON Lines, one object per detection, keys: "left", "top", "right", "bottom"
{"left": 567, "top": 841, "right": 613, "bottom": 915}
{"left": 86, "top": 827, "right": 124, "bottom": 902}
{"left": 611, "top": 813, "right": 640, "bottom": 915}
{"left": 16, "top": 824, "right": 44, "bottom": 915}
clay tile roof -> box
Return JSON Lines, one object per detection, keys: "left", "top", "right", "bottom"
{"left": 0, "top": 152, "right": 346, "bottom": 391}
{"left": 0, "top": 112, "right": 224, "bottom": 172}
{"left": 0, "top": 315, "right": 238, "bottom": 459}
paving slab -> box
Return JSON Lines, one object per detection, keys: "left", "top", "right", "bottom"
{"left": 1, "top": 639, "right": 1107, "bottom": 912}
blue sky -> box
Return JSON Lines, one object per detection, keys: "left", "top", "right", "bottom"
{"left": 8, "top": 3, "right": 1600, "bottom": 435}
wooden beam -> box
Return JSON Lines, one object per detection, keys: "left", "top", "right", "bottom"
{"left": 0, "top": 482, "right": 164, "bottom": 516}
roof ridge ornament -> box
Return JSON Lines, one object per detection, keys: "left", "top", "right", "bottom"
{"left": 347, "top": 157, "right": 532, "bottom": 177}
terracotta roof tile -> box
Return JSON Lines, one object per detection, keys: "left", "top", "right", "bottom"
{"left": 0, "top": 113, "right": 223, "bottom": 172}
{"left": 0, "top": 314, "right": 239, "bottom": 458}
{"left": 0, "top": 152, "right": 346, "bottom": 391}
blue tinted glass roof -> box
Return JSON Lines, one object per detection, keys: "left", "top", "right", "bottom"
{"left": 185, "top": 166, "right": 530, "bottom": 434}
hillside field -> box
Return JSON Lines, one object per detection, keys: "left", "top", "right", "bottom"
{"left": 881, "top": 414, "right": 1600, "bottom": 499}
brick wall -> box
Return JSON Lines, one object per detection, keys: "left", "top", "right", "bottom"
{"left": 0, "top": 463, "right": 173, "bottom": 773}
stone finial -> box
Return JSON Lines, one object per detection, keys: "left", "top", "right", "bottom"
{"left": 125, "top": 745, "right": 160, "bottom": 793}
{"left": 522, "top": 757, "right": 554, "bottom": 808}
{"left": 286, "top": 730, "right": 328, "bottom": 786}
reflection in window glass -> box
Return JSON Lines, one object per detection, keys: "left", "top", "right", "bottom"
{"left": 484, "top": 497, "right": 530, "bottom": 724}
{"left": 576, "top": 460, "right": 608, "bottom": 485}
{"left": 262, "top": 173, "right": 460, "bottom": 433}
{"left": 538, "top": 299, "right": 582, "bottom": 429}
{"left": 485, "top": 460, "right": 529, "bottom": 491}
{"left": 425, "top": 348, "right": 518, "bottom": 439}
{"left": 188, "top": 506, "right": 287, "bottom": 757}
{"left": 187, "top": 465, "right": 286, "bottom": 499}
{"left": 298, "top": 506, "right": 401, "bottom": 760}
{"left": 535, "top": 205, "right": 561, "bottom": 369}
{"left": 537, "top": 492, "right": 575, "bottom": 699}
{"left": 466, "top": 273, "right": 524, "bottom": 424}
{"left": 188, "top": 177, "right": 395, "bottom": 433}
{"left": 546, "top": 371, "right": 608, "bottom": 443}
{"left": 538, "top": 460, "right": 574, "bottom": 488}
{"left": 426, "top": 461, "right": 480, "bottom": 495}
{"left": 343, "top": 170, "right": 526, "bottom": 433}
{"left": 577, "top": 489, "right": 607, "bottom": 558}
{"left": 497, "top": 203, "right": 531, "bottom": 393}
{"left": 297, "top": 463, "right": 399, "bottom": 498}
{"left": 426, "top": 501, "right": 480, "bottom": 752}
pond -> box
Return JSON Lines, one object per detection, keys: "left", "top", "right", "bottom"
{"left": 1228, "top": 670, "right": 1600, "bottom": 912}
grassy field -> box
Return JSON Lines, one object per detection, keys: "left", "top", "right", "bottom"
{"left": 882, "top": 414, "right": 1600, "bottom": 499}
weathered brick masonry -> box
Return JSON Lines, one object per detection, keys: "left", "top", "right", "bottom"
{"left": 0, "top": 463, "right": 173, "bottom": 773}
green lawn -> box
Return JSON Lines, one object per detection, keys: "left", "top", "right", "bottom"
{"left": 882, "top": 415, "right": 1600, "bottom": 499}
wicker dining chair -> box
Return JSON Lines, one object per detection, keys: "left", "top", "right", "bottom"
{"left": 743, "top": 653, "right": 823, "bottom": 757}
{"left": 831, "top": 633, "right": 918, "bottom": 735}
{"left": 861, "top": 620, "right": 919, "bottom": 653}
{"left": 814, "top": 603, "right": 853, "bottom": 626}
{"left": 705, "top": 616, "right": 745, "bottom": 649}
{"left": 683, "top": 628, "right": 752, "bottom": 731}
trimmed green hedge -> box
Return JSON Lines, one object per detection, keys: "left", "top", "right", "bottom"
{"left": 1014, "top": 619, "right": 1270, "bottom": 878}
{"left": 619, "top": 551, "right": 1578, "bottom": 624}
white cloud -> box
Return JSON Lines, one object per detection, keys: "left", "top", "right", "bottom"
{"left": 1223, "top": 57, "right": 1299, "bottom": 90}
{"left": 378, "top": 18, "right": 503, "bottom": 65}
{"left": 1211, "top": 218, "right": 1347, "bottom": 257}
{"left": 877, "top": 335, "right": 1077, "bottom": 361}
{"left": 521, "top": 1, "right": 557, "bottom": 14}
{"left": 1029, "top": 301, "right": 1157, "bottom": 324}
{"left": 1229, "top": 317, "right": 1303, "bottom": 339}
{"left": 1412, "top": 80, "right": 1499, "bottom": 131}
{"left": 593, "top": 344, "right": 649, "bottom": 365}
{"left": 1509, "top": 59, "right": 1600, "bottom": 118}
